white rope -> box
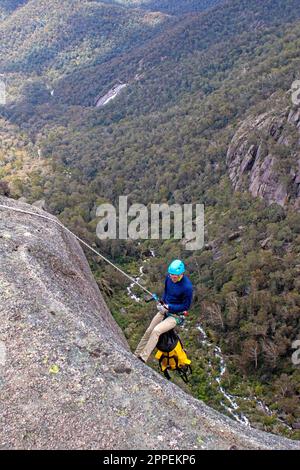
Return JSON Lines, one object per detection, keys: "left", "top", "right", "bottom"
{"left": 0, "top": 203, "right": 154, "bottom": 297}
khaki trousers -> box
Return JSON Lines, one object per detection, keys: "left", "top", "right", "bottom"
{"left": 135, "top": 311, "right": 177, "bottom": 363}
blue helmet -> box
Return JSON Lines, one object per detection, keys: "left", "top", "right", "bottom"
{"left": 168, "top": 259, "right": 185, "bottom": 276}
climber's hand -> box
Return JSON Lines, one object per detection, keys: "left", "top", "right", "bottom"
{"left": 157, "top": 302, "right": 168, "bottom": 314}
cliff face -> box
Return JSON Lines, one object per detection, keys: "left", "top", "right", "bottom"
{"left": 226, "top": 106, "right": 300, "bottom": 210}
{"left": 0, "top": 196, "right": 299, "bottom": 450}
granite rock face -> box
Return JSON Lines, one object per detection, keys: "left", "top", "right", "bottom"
{"left": 227, "top": 106, "right": 300, "bottom": 210}
{"left": 0, "top": 196, "right": 299, "bottom": 450}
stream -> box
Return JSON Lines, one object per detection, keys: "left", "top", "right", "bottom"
{"left": 127, "top": 249, "right": 155, "bottom": 302}
{"left": 197, "top": 325, "right": 250, "bottom": 426}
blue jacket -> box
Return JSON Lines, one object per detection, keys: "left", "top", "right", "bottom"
{"left": 162, "top": 275, "right": 193, "bottom": 314}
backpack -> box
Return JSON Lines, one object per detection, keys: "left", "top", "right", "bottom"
{"left": 155, "top": 329, "right": 192, "bottom": 383}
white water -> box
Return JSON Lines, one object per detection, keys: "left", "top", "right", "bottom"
{"left": 197, "top": 326, "right": 250, "bottom": 426}
{"left": 196, "top": 325, "right": 293, "bottom": 429}
{"left": 127, "top": 250, "right": 155, "bottom": 302}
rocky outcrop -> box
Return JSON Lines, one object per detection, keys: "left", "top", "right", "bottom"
{"left": 0, "top": 196, "right": 299, "bottom": 450}
{"left": 227, "top": 106, "right": 300, "bottom": 210}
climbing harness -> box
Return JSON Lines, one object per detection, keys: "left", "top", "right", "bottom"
{"left": 0, "top": 202, "right": 156, "bottom": 299}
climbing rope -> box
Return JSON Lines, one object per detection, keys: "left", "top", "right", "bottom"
{"left": 0, "top": 203, "right": 154, "bottom": 298}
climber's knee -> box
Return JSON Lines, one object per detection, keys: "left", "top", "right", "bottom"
{"left": 152, "top": 325, "right": 162, "bottom": 338}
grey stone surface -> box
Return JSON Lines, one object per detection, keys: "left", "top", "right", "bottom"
{"left": 226, "top": 106, "right": 300, "bottom": 210}
{"left": 0, "top": 196, "right": 299, "bottom": 450}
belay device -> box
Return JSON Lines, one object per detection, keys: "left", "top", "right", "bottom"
{"left": 155, "top": 328, "right": 192, "bottom": 383}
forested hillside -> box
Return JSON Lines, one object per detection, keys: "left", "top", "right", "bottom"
{"left": 0, "top": 0, "right": 300, "bottom": 438}
{"left": 0, "top": 0, "right": 172, "bottom": 81}
{"left": 101, "top": 0, "right": 222, "bottom": 15}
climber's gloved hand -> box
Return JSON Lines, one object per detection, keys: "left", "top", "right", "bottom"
{"left": 157, "top": 302, "right": 168, "bottom": 314}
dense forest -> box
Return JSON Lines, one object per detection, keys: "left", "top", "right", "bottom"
{"left": 0, "top": 0, "right": 300, "bottom": 437}
{"left": 100, "top": 0, "right": 222, "bottom": 15}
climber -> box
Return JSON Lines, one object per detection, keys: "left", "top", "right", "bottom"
{"left": 135, "top": 259, "right": 193, "bottom": 363}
